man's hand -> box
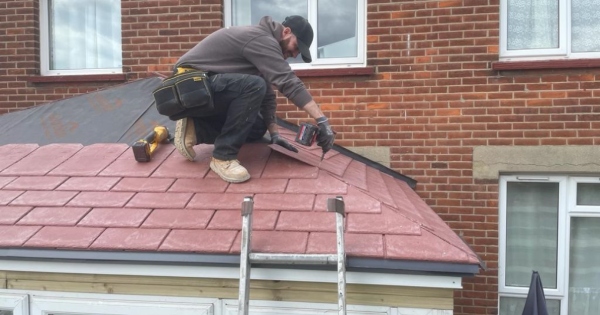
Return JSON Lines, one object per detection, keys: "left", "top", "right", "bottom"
{"left": 316, "top": 116, "right": 335, "bottom": 154}
{"left": 270, "top": 132, "right": 298, "bottom": 153}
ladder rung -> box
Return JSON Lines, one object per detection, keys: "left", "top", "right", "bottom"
{"left": 249, "top": 253, "right": 338, "bottom": 265}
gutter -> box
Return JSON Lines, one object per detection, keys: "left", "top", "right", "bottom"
{"left": 0, "top": 248, "right": 479, "bottom": 277}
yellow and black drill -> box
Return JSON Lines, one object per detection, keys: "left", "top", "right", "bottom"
{"left": 131, "top": 126, "right": 170, "bottom": 162}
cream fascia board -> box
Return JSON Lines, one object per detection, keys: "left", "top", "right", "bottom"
{"left": 0, "top": 259, "right": 462, "bottom": 289}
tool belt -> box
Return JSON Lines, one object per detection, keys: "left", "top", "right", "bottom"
{"left": 153, "top": 67, "right": 214, "bottom": 119}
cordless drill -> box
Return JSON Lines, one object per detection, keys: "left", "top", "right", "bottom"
{"left": 131, "top": 126, "right": 170, "bottom": 162}
{"left": 295, "top": 122, "right": 328, "bottom": 161}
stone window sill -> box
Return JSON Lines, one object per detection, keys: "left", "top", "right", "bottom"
{"left": 294, "top": 67, "right": 374, "bottom": 77}
{"left": 492, "top": 58, "right": 600, "bottom": 71}
{"left": 26, "top": 74, "right": 127, "bottom": 83}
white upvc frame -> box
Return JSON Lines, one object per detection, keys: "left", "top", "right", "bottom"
{"left": 1, "top": 290, "right": 218, "bottom": 315}
{"left": 499, "top": 175, "right": 600, "bottom": 314}
{"left": 499, "top": 0, "right": 600, "bottom": 60}
{"left": 498, "top": 175, "right": 568, "bottom": 309}
{"left": 39, "top": 0, "right": 123, "bottom": 76}
{"left": 222, "top": 299, "right": 395, "bottom": 315}
{"left": 0, "top": 293, "right": 28, "bottom": 315}
{"left": 223, "top": 0, "right": 367, "bottom": 70}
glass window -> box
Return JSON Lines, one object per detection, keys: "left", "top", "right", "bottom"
{"left": 505, "top": 182, "right": 559, "bottom": 288}
{"left": 569, "top": 217, "right": 600, "bottom": 315}
{"left": 226, "top": 0, "right": 366, "bottom": 69}
{"left": 40, "top": 0, "right": 123, "bottom": 75}
{"left": 500, "top": 0, "right": 600, "bottom": 59}
{"left": 500, "top": 176, "right": 600, "bottom": 314}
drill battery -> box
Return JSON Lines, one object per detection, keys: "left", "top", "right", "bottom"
{"left": 295, "top": 122, "right": 319, "bottom": 146}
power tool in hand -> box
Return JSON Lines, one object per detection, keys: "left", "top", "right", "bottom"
{"left": 294, "top": 122, "right": 332, "bottom": 161}
{"left": 132, "top": 126, "right": 170, "bottom": 162}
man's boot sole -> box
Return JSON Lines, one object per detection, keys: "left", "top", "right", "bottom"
{"left": 210, "top": 161, "right": 250, "bottom": 183}
{"left": 174, "top": 118, "right": 195, "bottom": 161}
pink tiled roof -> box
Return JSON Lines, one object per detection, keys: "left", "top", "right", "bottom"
{"left": 0, "top": 129, "right": 480, "bottom": 267}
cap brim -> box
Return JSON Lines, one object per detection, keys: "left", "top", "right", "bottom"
{"left": 297, "top": 40, "right": 312, "bottom": 63}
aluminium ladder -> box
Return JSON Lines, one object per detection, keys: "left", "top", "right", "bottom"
{"left": 238, "top": 196, "right": 347, "bottom": 315}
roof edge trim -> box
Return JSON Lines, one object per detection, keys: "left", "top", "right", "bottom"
{"left": 0, "top": 248, "right": 477, "bottom": 278}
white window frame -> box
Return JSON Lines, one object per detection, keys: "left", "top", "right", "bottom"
{"left": 499, "top": 175, "right": 600, "bottom": 314}
{"left": 0, "top": 293, "right": 28, "bottom": 315}
{"left": 499, "top": 0, "right": 600, "bottom": 60}
{"left": 39, "top": 0, "right": 123, "bottom": 76}
{"left": 223, "top": 0, "right": 367, "bottom": 70}
{"left": 24, "top": 291, "right": 217, "bottom": 315}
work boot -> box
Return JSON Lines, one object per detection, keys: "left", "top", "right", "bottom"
{"left": 174, "top": 117, "right": 196, "bottom": 161}
{"left": 210, "top": 157, "right": 250, "bottom": 183}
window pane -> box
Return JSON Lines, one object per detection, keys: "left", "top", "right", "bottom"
{"left": 571, "top": 0, "right": 600, "bottom": 53}
{"left": 569, "top": 217, "right": 600, "bottom": 315}
{"left": 499, "top": 297, "right": 560, "bottom": 315}
{"left": 506, "top": 0, "right": 559, "bottom": 50}
{"left": 317, "top": 0, "right": 357, "bottom": 58}
{"left": 0, "top": 310, "right": 13, "bottom": 315}
{"left": 506, "top": 182, "right": 558, "bottom": 288}
{"left": 577, "top": 183, "right": 600, "bottom": 206}
{"left": 49, "top": 0, "right": 122, "bottom": 70}
{"left": 231, "top": 0, "right": 307, "bottom": 63}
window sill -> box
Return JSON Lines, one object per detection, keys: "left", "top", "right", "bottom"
{"left": 492, "top": 58, "right": 600, "bottom": 71}
{"left": 294, "top": 67, "right": 374, "bottom": 77}
{"left": 26, "top": 74, "right": 127, "bottom": 83}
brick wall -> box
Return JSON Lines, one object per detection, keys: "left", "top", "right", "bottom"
{"left": 3, "top": 0, "right": 600, "bottom": 314}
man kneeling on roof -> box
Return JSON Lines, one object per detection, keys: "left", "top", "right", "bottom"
{"left": 170, "top": 15, "right": 334, "bottom": 183}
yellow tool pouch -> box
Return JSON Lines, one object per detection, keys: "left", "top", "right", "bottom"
{"left": 153, "top": 68, "right": 213, "bottom": 119}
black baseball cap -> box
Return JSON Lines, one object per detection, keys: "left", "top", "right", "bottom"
{"left": 282, "top": 15, "right": 313, "bottom": 63}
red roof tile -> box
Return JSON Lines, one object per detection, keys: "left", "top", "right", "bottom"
{"left": 0, "top": 140, "right": 480, "bottom": 266}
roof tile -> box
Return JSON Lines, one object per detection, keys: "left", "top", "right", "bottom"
{"left": 307, "top": 232, "right": 384, "bottom": 258}
{"left": 0, "top": 176, "right": 16, "bottom": 188}
{"left": 78, "top": 208, "right": 151, "bottom": 227}
{"left": 254, "top": 193, "right": 315, "bottom": 211}
{"left": 91, "top": 228, "right": 169, "bottom": 250}
{"left": 56, "top": 177, "right": 121, "bottom": 191}
{"left": 67, "top": 191, "right": 134, "bottom": 208}
{"left": 49, "top": 144, "right": 128, "bottom": 176}
{"left": 125, "top": 192, "right": 192, "bottom": 209}
{"left": 160, "top": 229, "right": 237, "bottom": 253}
{"left": 0, "top": 144, "right": 82, "bottom": 176}
{"left": 231, "top": 231, "right": 308, "bottom": 254}
{"left": 314, "top": 186, "right": 382, "bottom": 213}
{"left": 347, "top": 205, "right": 421, "bottom": 235}
{"left": 187, "top": 193, "right": 249, "bottom": 210}
{"left": 111, "top": 177, "right": 175, "bottom": 192}
{"left": 0, "top": 190, "right": 24, "bottom": 206}
{"left": 151, "top": 145, "right": 212, "bottom": 178}
{"left": 99, "top": 145, "right": 173, "bottom": 177}
{"left": 168, "top": 178, "right": 229, "bottom": 193}
{"left": 237, "top": 143, "right": 271, "bottom": 178}
{"left": 18, "top": 207, "right": 90, "bottom": 226}
{"left": 0, "top": 206, "right": 32, "bottom": 224}
{"left": 10, "top": 191, "right": 78, "bottom": 207}
{"left": 0, "top": 144, "right": 38, "bottom": 172}
{"left": 226, "top": 179, "right": 288, "bottom": 194}
{"left": 142, "top": 209, "right": 215, "bottom": 229}
{"left": 207, "top": 210, "right": 278, "bottom": 231}
{"left": 276, "top": 211, "right": 337, "bottom": 232}
{"left": 4, "top": 176, "right": 68, "bottom": 190}
{"left": 262, "top": 151, "right": 318, "bottom": 179}
{"left": 385, "top": 230, "right": 474, "bottom": 263}
{"left": 25, "top": 226, "right": 104, "bottom": 248}
{"left": 286, "top": 172, "right": 347, "bottom": 194}
{"left": 0, "top": 225, "right": 41, "bottom": 246}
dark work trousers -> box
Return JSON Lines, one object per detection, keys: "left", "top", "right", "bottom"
{"left": 188, "top": 73, "right": 268, "bottom": 160}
